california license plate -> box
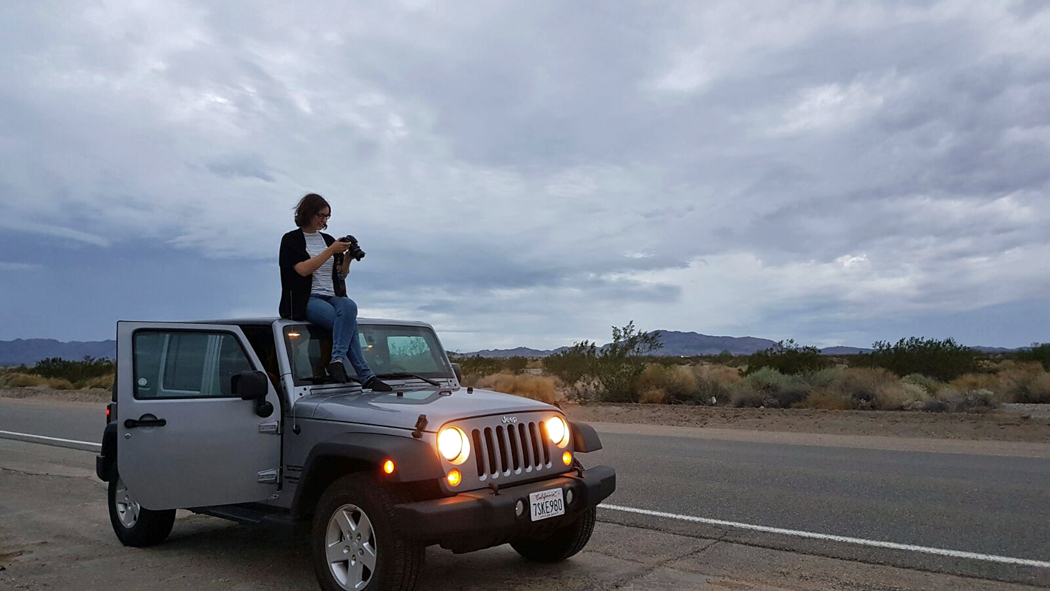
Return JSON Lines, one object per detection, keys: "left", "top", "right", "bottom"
{"left": 529, "top": 488, "right": 565, "bottom": 522}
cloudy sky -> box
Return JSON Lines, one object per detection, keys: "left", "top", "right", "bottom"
{"left": 1, "top": 1, "right": 1048, "bottom": 351}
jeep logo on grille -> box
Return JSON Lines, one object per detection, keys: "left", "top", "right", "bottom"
{"left": 501, "top": 416, "right": 518, "bottom": 424}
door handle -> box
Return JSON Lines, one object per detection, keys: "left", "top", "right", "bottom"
{"left": 125, "top": 415, "right": 167, "bottom": 429}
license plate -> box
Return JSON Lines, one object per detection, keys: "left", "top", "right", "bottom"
{"left": 528, "top": 488, "right": 565, "bottom": 522}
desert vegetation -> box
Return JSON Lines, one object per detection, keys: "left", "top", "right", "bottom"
{"left": 3, "top": 334, "right": 1049, "bottom": 412}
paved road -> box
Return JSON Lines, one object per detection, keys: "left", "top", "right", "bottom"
{"left": 2, "top": 397, "right": 1049, "bottom": 587}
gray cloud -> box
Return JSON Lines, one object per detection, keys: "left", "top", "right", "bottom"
{"left": 1, "top": 1, "right": 1048, "bottom": 349}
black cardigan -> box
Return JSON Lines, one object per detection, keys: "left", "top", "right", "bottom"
{"left": 279, "top": 229, "right": 347, "bottom": 320}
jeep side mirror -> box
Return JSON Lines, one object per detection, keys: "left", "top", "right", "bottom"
{"left": 232, "top": 370, "right": 274, "bottom": 418}
{"left": 450, "top": 363, "right": 463, "bottom": 383}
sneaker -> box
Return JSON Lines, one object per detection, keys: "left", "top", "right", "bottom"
{"left": 327, "top": 361, "right": 350, "bottom": 383}
{"left": 363, "top": 376, "right": 393, "bottom": 392}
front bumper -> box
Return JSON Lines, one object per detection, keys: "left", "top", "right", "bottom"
{"left": 394, "top": 465, "right": 615, "bottom": 552}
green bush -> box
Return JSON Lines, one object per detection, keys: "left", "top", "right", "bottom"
{"left": 745, "top": 340, "right": 832, "bottom": 376}
{"left": 901, "top": 373, "right": 942, "bottom": 394}
{"left": 543, "top": 342, "right": 597, "bottom": 385}
{"left": 26, "top": 356, "right": 114, "bottom": 383}
{"left": 852, "top": 337, "right": 978, "bottom": 382}
{"left": 1018, "top": 343, "right": 1050, "bottom": 371}
{"left": 733, "top": 368, "right": 809, "bottom": 408}
{"left": 593, "top": 322, "right": 662, "bottom": 402}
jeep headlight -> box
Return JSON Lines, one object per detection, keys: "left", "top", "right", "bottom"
{"left": 546, "top": 416, "right": 570, "bottom": 448}
{"left": 437, "top": 427, "right": 470, "bottom": 464}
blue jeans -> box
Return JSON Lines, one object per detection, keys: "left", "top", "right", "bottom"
{"left": 305, "top": 294, "right": 375, "bottom": 382}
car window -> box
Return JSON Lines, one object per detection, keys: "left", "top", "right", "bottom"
{"left": 134, "top": 330, "right": 254, "bottom": 399}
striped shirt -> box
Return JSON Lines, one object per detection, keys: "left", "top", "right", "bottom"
{"left": 303, "top": 231, "right": 335, "bottom": 297}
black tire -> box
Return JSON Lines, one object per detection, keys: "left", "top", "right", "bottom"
{"left": 511, "top": 506, "right": 596, "bottom": 563}
{"left": 311, "top": 474, "right": 424, "bottom": 591}
{"left": 107, "top": 473, "right": 176, "bottom": 547}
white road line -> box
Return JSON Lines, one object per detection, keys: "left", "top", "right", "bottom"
{"left": 600, "top": 504, "right": 1050, "bottom": 569}
{"left": 0, "top": 430, "right": 101, "bottom": 450}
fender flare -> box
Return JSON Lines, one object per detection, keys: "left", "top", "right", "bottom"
{"left": 570, "top": 421, "right": 602, "bottom": 453}
{"left": 291, "top": 432, "right": 444, "bottom": 518}
{"left": 96, "top": 422, "right": 118, "bottom": 482}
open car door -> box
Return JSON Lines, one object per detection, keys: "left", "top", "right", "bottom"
{"left": 116, "top": 322, "right": 281, "bottom": 510}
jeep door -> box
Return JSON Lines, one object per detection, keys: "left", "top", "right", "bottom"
{"left": 116, "top": 322, "right": 281, "bottom": 510}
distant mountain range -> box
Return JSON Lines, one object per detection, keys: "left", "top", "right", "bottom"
{"left": 456, "top": 330, "right": 1025, "bottom": 358}
{"left": 0, "top": 339, "right": 116, "bottom": 366}
{"left": 0, "top": 332, "right": 1025, "bottom": 366}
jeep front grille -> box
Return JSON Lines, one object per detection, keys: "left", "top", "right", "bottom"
{"left": 471, "top": 421, "right": 552, "bottom": 481}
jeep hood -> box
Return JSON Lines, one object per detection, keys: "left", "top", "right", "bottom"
{"left": 299, "top": 387, "right": 559, "bottom": 431}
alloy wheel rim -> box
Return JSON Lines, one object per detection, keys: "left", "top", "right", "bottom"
{"left": 114, "top": 477, "right": 141, "bottom": 529}
{"left": 325, "top": 503, "right": 378, "bottom": 590}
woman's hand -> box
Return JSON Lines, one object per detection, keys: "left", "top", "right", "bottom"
{"left": 328, "top": 240, "right": 351, "bottom": 254}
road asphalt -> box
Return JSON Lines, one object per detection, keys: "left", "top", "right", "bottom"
{"left": 1, "top": 396, "right": 1048, "bottom": 589}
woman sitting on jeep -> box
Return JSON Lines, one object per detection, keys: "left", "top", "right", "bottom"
{"left": 278, "top": 193, "right": 392, "bottom": 391}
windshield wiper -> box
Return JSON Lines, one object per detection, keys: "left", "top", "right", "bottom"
{"left": 375, "top": 372, "right": 442, "bottom": 387}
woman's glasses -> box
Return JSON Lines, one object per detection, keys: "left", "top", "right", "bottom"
{"left": 316, "top": 213, "right": 332, "bottom": 220}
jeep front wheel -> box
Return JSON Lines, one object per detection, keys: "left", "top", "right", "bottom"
{"left": 511, "top": 506, "right": 596, "bottom": 563}
{"left": 311, "top": 475, "right": 424, "bottom": 591}
{"left": 107, "top": 473, "right": 176, "bottom": 547}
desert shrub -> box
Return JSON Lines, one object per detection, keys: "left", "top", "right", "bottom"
{"left": 77, "top": 374, "right": 115, "bottom": 390}
{"left": 949, "top": 373, "right": 997, "bottom": 392}
{"left": 832, "top": 368, "right": 898, "bottom": 409}
{"left": 581, "top": 322, "right": 662, "bottom": 402}
{"left": 899, "top": 382, "right": 932, "bottom": 409}
{"left": 901, "top": 373, "right": 942, "bottom": 394}
{"left": 803, "top": 367, "right": 845, "bottom": 390}
{"left": 798, "top": 389, "right": 851, "bottom": 410}
{"left": 1017, "top": 342, "right": 1050, "bottom": 371}
{"left": 923, "top": 399, "right": 949, "bottom": 412}
{"left": 729, "top": 385, "right": 766, "bottom": 408}
{"left": 852, "top": 337, "right": 978, "bottom": 381}
{"left": 996, "top": 367, "right": 1050, "bottom": 403}
{"left": 638, "top": 388, "right": 667, "bottom": 404}
{"left": 449, "top": 355, "right": 504, "bottom": 384}
{"left": 46, "top": 378, "right": 75, "bottom": 390}
{"left": 504, "top": 356, "right": 529, "bottom": 374}
{"left": 475, "top": 372, "right": 557, "bottom": 405}
{"left": 695, "top": 377, "right": 734, "bottom": 405}
{"left": 543, "top": 342, "right": 597, "bottom": 386}
{"left": 735, "top": 368, "right": 809, "bottom": 408}
{"left": 1, "top": 372, "right": 48, "bottom": 387}
{"left": 635, "top": 364, "right": 698, "bottom": 403}
{"left": 938, "top": 388, "right": 997, "bottom": 413}
{"left": 745, "top": 340, "right": 832, "bottom": 376}
{"left": 27, "top": 356, "right": 114, "bottom": 383}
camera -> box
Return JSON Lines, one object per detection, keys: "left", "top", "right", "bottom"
{"left": 338, "top": 235, "right": 366, "bottom": 261}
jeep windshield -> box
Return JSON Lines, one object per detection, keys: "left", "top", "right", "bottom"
{"left": 283, "top": 323, "right": 454, "bottom": 386}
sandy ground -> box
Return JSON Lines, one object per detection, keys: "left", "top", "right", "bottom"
{"left": 3, "top": 386, "right": 1049, "bottom": 443}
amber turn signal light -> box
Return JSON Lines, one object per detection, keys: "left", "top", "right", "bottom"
{"left": 383, "top": 460, "right": 395, "bottom": 474}
{"left": 562, "top": 451, "right": 572, "bottom": 466}
{"left": 446, "top": 469, "right": 462, "bottom": 487}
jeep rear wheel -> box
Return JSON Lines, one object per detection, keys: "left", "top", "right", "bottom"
{"left": 311, "top": 475, "right": 424, "bottom": 591}
{"left": 511, "top": 506, "right": 596, "bottom": 563}
{"left": 107, "top": 473, "right": 176, "bottom": 547}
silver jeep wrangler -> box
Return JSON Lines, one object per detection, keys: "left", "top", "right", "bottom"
{"left": 95, "top": 318, "right": 616, "bottom": 591}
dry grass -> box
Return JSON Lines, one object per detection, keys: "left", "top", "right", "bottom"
{"left": 797, "top": 389, "right": 851, "bottom": 410}
{"left": 0, "top": 372, "right": 49, "bottom": 387}
{"left": 76, "top": 374, "right": 115, "bottom": 390}
{"left": 638, "top": 388, "right": 667, "bottom": 404}
{"left": 475, "top": 372, "right": 558, "bottom": 405}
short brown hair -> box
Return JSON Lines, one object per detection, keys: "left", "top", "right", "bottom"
{"left": 294, "top": 193, "right": 331, "bottom": 228}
